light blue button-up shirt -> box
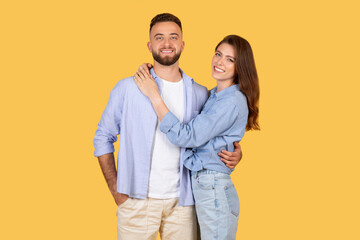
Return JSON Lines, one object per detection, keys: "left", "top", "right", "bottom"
{"left": 93, "top": 68, "right": 208, "bottom": 206}
{"left": 160, "top": 84, "right": 249, "bottom": 174}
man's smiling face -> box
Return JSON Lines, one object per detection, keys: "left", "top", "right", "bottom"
{"left": 148, "top": 21, "right": 184, "bottom": 66}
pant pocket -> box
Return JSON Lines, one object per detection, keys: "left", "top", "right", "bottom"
{"left": 117, "top": 198, "right": 148, "bottom": 231}
{"left": 224, "top": 184, "right": 240, "bottom": 217}
{"left": 194, "top": 174, "right": 215, "bottom": 190}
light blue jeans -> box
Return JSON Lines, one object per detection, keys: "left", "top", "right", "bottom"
{"left": 191, "top": 170, "right": 239, "bottom": 240}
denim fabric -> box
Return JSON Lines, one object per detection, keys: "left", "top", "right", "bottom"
{"left": 191, "top": 170, "right": 239, "bottom": 240}
{"left": 160, "top": 84, "right": 249, "bottom": 174}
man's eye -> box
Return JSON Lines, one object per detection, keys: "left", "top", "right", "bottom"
{"left": 171, "top": 37, "right": 178, "bottom": 40}
{"left": 156, "top": 37, "right": 163, "bottom": 40}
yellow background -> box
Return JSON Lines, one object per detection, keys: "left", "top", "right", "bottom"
{"left": 1, "top": 0, "right": 359, "bottom": 239}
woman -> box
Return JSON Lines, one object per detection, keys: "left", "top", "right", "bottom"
{"left": 134, "top": 35, "right": 260, "bottom": 240}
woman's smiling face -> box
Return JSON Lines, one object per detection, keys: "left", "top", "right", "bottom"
{"left": 211, "top": 43, "right": 236, "bottom": 83}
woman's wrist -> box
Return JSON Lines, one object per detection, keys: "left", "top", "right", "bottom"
{"left": 149, "top": 91, "right": 161, "bottom": 102}
{"left": 150, "top": 93, "right": 169, "bottom": 121}
{"left": 150, "top": 93, "right": 162, "bottom": 106}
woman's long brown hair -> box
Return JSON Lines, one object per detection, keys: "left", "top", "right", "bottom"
{"left": 216, "top": 35, "right": 260, "bottom": 131}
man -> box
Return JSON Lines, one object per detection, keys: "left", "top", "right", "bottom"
{"left": 93, "top": 13, "right": 242, "bottom": 240}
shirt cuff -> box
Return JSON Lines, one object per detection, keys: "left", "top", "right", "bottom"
{"left": 160, "top": 111, "right": 180, "bottom": 133}
{"left": 94, "top": 145, "right": 115, "bottom": 157}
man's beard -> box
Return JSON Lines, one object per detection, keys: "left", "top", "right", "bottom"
{"left": 152, "top": 49, "right": 182, "bottom": 66}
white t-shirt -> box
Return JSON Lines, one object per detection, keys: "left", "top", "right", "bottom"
{"left": 148, "top": 78, "right": 184, "bottom": 199}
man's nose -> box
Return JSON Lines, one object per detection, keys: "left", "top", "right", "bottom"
{"left": 164, "top": 38, "right": 170, "bottom": 47}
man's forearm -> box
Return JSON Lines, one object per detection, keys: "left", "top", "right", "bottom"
{"left": 98, "top": 153, "right": 117, "bottom": 195}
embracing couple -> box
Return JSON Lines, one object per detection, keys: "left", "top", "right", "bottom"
{"left": 94, "top": 13, "right": 259, "bottom": 240}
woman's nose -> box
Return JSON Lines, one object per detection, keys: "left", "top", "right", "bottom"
{"left": 217, "top": 57, "right": 225, "bottom": 66}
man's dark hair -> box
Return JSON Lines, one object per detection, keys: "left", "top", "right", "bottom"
{"left": 150, "top": 13, "right": 182, "bottom": 33}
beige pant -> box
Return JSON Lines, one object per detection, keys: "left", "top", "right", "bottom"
{"left": 116, "top": 197, "right": 198, "bottom": 240}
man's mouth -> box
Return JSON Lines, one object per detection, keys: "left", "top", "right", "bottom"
{"left": 160, "top": 49, "right": 174, "bottom": 55}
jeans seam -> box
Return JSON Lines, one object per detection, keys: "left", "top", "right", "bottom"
{"left": 215, "top": 178, "right": 219, "bottom": 240}
{"left": 224, "top": 185, "right": 239, "bottom": 217}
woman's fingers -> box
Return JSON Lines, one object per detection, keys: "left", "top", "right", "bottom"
{"left": 141, "top": 63, "right": 151, "bottom": 76}
{"left": 136, "top": 69, "right": 147, "bottom": 80}
{"left": 137, "top": 63, "right": 151, "bottom": 76}
{"left": 140, "top": 68, "right": 150, "bottom": 78}
{"left": 134, "top": 72, "right": 144, "bottom": 86}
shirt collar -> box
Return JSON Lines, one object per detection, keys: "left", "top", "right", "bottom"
{"left": 210, "top": 84, "right": 240, "bottom": 99}
{"left": 150, "top": 67, "right": 194, "bottom": 84}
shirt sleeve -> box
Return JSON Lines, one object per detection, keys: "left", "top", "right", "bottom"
{"left": 160, "top": 98, "right": 239, "bottom": 148}
{"left": 93, "top": 83, "right": 125, "bottom": 157}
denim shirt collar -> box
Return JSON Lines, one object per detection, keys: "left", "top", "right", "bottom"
{"left": 210, "top": 84, "right": 240, "bottom": 99}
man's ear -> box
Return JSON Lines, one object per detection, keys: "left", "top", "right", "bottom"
{"left": 181, "top": 41, "right": 185, "bottom": 52}
{"left": 147, "top": 42, "right": 152, "bottom": 52}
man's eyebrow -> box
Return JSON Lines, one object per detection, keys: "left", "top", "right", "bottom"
{"left": 153, "top": 33, "right": 180, "bottom": 38}
{"left": 154, "top": 33, "right": 164, "bottom": 38}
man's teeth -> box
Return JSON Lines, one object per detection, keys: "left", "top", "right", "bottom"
{"left": 162, "top": 50, "right": 172, "bottom": 53}
{"left": 215, "top": 67, "right": 225, "bottom": 72}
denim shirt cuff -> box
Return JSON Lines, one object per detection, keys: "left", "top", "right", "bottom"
{"left": 160, "top": 111, "right": 179, "bottom": 133}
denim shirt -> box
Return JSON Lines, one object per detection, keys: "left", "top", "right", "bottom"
{"left": 93, "top": 68, "right": 208, "bottom": 206}
{"left": 160, "top": 84, "right": 249, "bottom": 174}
